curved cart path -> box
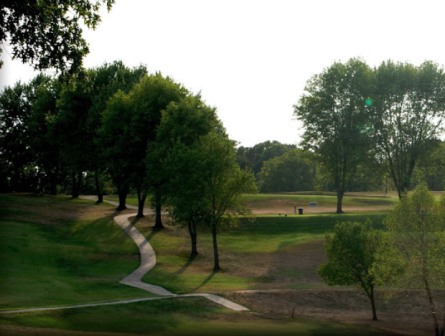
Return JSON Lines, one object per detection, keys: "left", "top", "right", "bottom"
{"left": 1, "top": 197, "right": 248, "bottom": 314}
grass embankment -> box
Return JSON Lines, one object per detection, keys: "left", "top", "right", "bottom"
{"left": 0, "top": 194, "right": 400, "bottom": 336}
{"left": 137, "top": 212, "right": 386, "bottom": 293}
{"left": 0, "top": 297, "right": 393, "bottom": 336}
{"left": 0, "top": 195, "right": 156, "bottom": 311}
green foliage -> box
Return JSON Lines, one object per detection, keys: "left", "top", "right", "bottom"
{"left": 146, "top": 94, "right": 223, "bottom": 227}
{"left": 166, "top": 132, "right": 257, "bottom": 229}
{"left": 164, "top": 131, "right": 257, "bottom": 269}
{"left": 236, "top": 140, "right": 296, "bottom": 178}
{"left": 56, "top": 62, "right": 147, "bottom": 197}
{"left": 1, "top": 0, "right": 114, "bottom": 73}
{"left": 373, "top": 61, "right": 445, "bottom": 198}
{"left": 258, "top": 148, "right": 315, "bottom": 192}
{"left": 99, "top": 72, "right": 189, "bottom": 213}
{"left": 372, "top": 184, "right": 445, "bottom": 335}
{"left": 0, "top": 74, "right": 64, "bottom": 193}
{"left": 412, "top": 140, "right": 445, "bottom": 191}
{"left": 0, "top": 80, "right": 35, "bottom": 192}
{"left": 373, "top": 184, "right": 445, "bottom": 288}
{"left": 318, "top": 220, "right": 381, "bottom": 320}
{"left": 294, "top": 58, "right": 375, "bottom": 213}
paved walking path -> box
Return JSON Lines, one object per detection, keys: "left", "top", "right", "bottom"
{"left": 0, "top": 197, "right": 248, "bottom": 314}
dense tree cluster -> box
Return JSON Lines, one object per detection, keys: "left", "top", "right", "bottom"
{"left": 295, "top": 58, "right": 445, "bottom": 212}
{"left": 0, "top": 61, "right": 256, "bottom": 270}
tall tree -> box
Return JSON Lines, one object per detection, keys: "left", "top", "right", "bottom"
{"left": 28, "top": 75, "right": 64, "bottom": 195}
{"left": 294, "top": 58, "right": 374, "bottom": 213}
{"left": 100, "top": 73, "right": 188, "bottom": 214}
{"left": 0, "top": 74, "right": 63, "bottom": 193}
{"left": 373, "top": 61, "right": 445, "bottom": 199}
{"left": 372, "top": 184, "right": 445, "bottom": 336}
{"left": 0, "top": 80, "right": 35, "bottom": 192}
{"left": 57, "top": 62, "right": 147, "bottom": 200}
{"left": 1, "top": 0, "right": 114, "bottom": 73}
{"left": 149, "top": 94, "right": 224, "bottom": 248}
{"left": 164, "top": 132, "right": 257, "bottom": 270}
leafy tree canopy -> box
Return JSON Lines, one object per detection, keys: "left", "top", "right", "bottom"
{"left": 1, "top": 0, "right": 114, "bottom": 73}
{"left": 318, "top": 220, "right": 382, "bottom": 320}
{"left": 372, "top": 184, "right": 445, "bottom": 336}
{"left": 258, "top": 148, "right": 315, "bottom": 193}
{"left": 236, "top": 140, "right": 296, "bottom": 178}
{"left": 372, "top": 61, "right": 445, "bottom": 198}
{"left": 294, "top": 58, "right": 375, "bottom": 213}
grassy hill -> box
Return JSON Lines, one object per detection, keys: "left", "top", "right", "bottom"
{"left": 0, "top": 193, "right": 434, "bottom": 336}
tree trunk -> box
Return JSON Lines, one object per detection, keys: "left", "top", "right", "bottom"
{"left": 212, "top": 225, "right": 220, "bottom": 271}
{"left": 336, "top": 189, "right": 344, "bottom": 214}
{"left": 76, "top": 171, "right": 82, "bottom": 196}
{"left": 71, "top": 171, "right": 81, "bottom": 198}
{"left": 441, "top": 296, "right": 445, "bottom": 336}
{"left": 136, "top": 186, "right": 146, "bottom": 218}
{"left": 188, "top": 221, "right": 198, "bottom": 256}
{"left": 424, "top": 278, "right": 440, "bottom": 336}
{"left": 94, "top": 170, "right": 103, "bottom": 203}
{"left": 370, "top": 285, "right": 378, "bottom": 321}
{"left": 116, "top": 186, "right": 128, "bottom": 211}
{"left": 49, "top": 166, "right": 59, "bottom": 195}
{"left": 153, "top": 203, "right": 164, "bottom": 230}
{"left": 153, "top": 189, "right": 164, "bottom": 230}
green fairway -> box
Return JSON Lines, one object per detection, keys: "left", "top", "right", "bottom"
{"left": 0, "top": 194, "right": 404, "bottom": 336}
{"left": 0, "top": 195, "right": 156, "bottom": 311}
{"left": 104, "top": 193, "right": 398, "bottom": 211}
{"left": 0, "top": 297, "right": 392, "bottom": 336}
{"left": 138, "top": 212, "right": 387, "bottom": 293}
{"left": 242, "top": 193, "right": 397, "bottom": 213}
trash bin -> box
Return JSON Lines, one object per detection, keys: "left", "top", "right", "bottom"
{"left": 298, "top": 208, "right": 303, "bottom": 215}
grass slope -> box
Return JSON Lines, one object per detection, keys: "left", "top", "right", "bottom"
{"left": 0, "top": 297, "right": 394, "bottom": 336}
{"left": 137, "top": 213, "right": 386, "bottom": 293}
{"left": 0, "top": 195, "right": 156, "bottom": 311}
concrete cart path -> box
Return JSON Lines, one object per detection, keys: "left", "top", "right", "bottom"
{"left": 0, "top": 197, "right": 248, "bottom": 314}
{"left": 114, "top": 213, "right": 248, "bottom": 311}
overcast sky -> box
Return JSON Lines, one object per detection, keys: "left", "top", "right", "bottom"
{"left": 1, "top": 0, "right": 445, "bottom": 147}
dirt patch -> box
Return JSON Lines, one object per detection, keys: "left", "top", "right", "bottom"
{"left": 224, "top": 289, "right": 441, "bottom": 336}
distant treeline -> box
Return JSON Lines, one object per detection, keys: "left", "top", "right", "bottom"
{"left": 237, "top": 140, "right": 445, "bottom": 193}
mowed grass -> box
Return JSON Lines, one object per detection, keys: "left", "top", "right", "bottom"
{"left": 104, "top": 192, "right": 400, "bottom": 213}
{"left": 0, "top": 194, "right": 400, "bottom": 336}
{"left": 137, "top": 212, "right": 387, "bottom": 293}
{"left": 0, "top": 297, "right": 392, "bottom": 336}
{"left": 242, "top": 193, "right": 397, "bottom": 214}
{"left": 0, "top": 195, "right": 156, "bottom": 311}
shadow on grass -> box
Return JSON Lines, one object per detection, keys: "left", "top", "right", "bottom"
{"left": 145, "top": 226, "right": 161, "bottom": 242}
{"left": 170, "top": 254, "right": 197, "bottom": 278}
{"left": 191, "top": 269, "right": 219, "bottom": 292}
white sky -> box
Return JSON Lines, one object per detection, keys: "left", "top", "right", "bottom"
{"left": 1, "top": 0, "right": 445, "bottom": 147}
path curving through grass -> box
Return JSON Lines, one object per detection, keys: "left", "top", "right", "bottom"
{"left": 1, "top": 197, "right": 248, "bottom": 314}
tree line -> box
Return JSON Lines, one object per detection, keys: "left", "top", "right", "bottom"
{"left": 294, "top": 58, "right": 445, "bottom": 212}
{"left": 0, "top": 61, "right": 257, "bottom": 271}
{"left": 236, "top": 139, "right": 445, "bottom": 194}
